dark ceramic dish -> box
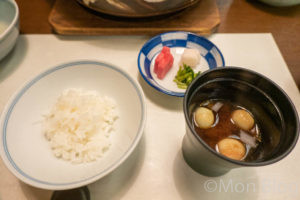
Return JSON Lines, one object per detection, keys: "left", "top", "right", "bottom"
{"left": 182, "top": 67, "right": 299, "bottom": 176}
{"left": 77, "top": 0, "right": 200, "bottom": 18}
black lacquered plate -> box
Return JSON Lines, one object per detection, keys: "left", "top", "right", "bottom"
{"left": 77, "top": 0, "right": 200, "bottom": 18}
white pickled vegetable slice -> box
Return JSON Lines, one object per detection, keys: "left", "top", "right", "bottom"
{"left": 211, "top": 102, "right": 223, "bottom": 112}
{"left": 180, "top": 48, "right": 200, "bottom": 68}
{"left": 240, "top": 130, "right": 257, "bottom": 148}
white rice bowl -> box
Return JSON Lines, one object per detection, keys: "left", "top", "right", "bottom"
{"left": 0, "top": 61, "right": 146, "bottom": 190}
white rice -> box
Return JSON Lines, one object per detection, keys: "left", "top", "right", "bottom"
{"left": 43, "top": 88, "right": 118, "bottom": 164}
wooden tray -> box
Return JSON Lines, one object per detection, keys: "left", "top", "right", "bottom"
{"left": 48, "top": 0, "right": 220, "bottom": 35}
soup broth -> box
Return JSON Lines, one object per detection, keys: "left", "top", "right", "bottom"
{"left": 191, "top": 99, "right": 262, "bottom": 161}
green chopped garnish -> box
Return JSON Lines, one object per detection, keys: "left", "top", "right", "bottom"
{"left": 173, "top": 64, "right": 200, "bottom": 89}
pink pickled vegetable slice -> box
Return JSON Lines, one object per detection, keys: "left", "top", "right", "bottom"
{"left": 154, "top": 46, "right": 174, "bottom": 79}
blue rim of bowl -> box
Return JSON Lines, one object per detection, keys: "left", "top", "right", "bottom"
{"left": 137, "top": 31, "right": 225, "bottom": 97}
{"left": 0, "top": 60, "right": 146, "bottom": 189}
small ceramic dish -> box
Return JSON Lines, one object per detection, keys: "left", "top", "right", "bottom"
{"left": 137, "top": 31, "right": 225, "bottom": 97}
{"left": 0, "top": 0, "right": 19, "bottom": 61}
{"left": 0, "top": 61, "right": 146, "bottom": 190}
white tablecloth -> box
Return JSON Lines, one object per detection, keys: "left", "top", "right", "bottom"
{"left": 0, "top": 34, "right": 299, "bottom": 200}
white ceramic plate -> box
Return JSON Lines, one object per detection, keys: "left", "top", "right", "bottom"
{"left": 138, "top": 31, "right": 225, "bottom": 97}
{"left": 0, "top": 61, "right": 146, "bottom": 190}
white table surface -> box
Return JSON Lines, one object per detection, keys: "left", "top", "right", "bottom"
{"left": 0, "top": 34, "right": 299, "bottom": 200}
